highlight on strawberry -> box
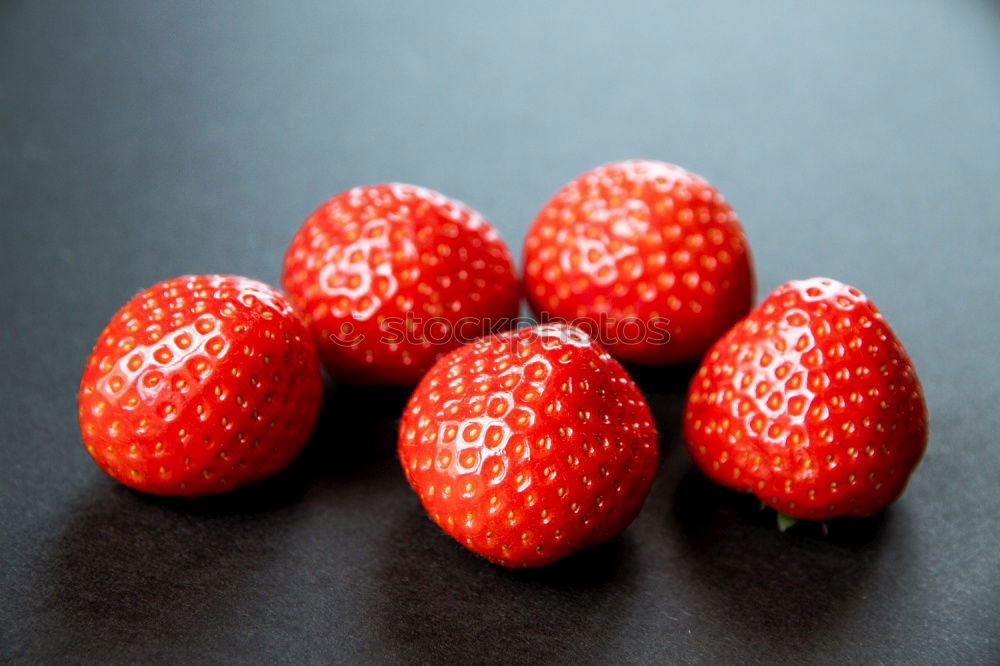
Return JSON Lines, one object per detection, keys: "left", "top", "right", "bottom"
{"left": 683, "top": 277, "right": 928, "bottom": 529}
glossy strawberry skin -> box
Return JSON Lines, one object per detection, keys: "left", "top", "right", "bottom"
{"left": 684, "top": 278, "right": 927, "bottom": 520}
{"left": 398, "top": 324, "right": 659, "bottom": 567}
{"left": 282, "top": 184, "right": 521, "bottom": 385}
{"left": 523, "top": 160, "right": 754, "bottom": 365}
{"left": 78, "top": 275, "right": 324, "bottom": 497}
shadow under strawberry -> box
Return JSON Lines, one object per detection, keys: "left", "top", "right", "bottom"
{"left": 664, "top": 463, "right": 896, "bottom": 658}
{"left": 369, "top": 503, "right": 638, "bottom": 665}
{"left": 673, "top": 465, "right": 891, "bottom": 544}
{"left": 144, "top": 379, "right": 412, "bottom": 516}
{"left": 625, "top": 361, "right": 698, "bottom": 452}
{"left": 625, "top": 361, "right": 700, "bottom": 399}
{"left": 31, "top": 381, "right": 413, "bottom": 660}
{"left": 34, "top": 484, "right": 299, "bottom": 661}
{"left": 282, "top": 378, "right": 412, "bottom": 484}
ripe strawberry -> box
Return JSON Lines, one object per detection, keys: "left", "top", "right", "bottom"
{"left": 684, "top": 277, "right": 927, "bottom": 523}
{"left": 78, "top": 275, "right": 324, "bottom": 496}
{"left": 398, "top": 324, "right": 659, "bottom": 567}
{"left": 282, "top": 184, "right": 520, "bottom": 385}
{"left": 523, "top": 159, "right": 754, "bottom": 364}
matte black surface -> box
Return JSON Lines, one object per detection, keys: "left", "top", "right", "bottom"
{"left": 2, "top": 1, "right": 998, "bottom": 663}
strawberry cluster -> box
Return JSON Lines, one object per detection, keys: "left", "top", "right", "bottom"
{"left": 78, "top": 160, "right": 927, "bottom": 566}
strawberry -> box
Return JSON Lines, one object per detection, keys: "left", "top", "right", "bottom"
{"left": 683, "top": 277, "right": 928, "bottom": 524}
{"left": 78, "top": 275, "right": 324, "bottom": 496}
{"left": 398, "top": 324, "right": 659, "bottom": 567}
{"left": 282, "top": 184, "right": 521, "bottom": 385}
{"left": 523, "top": 159, "right": 754, "bottom": 364}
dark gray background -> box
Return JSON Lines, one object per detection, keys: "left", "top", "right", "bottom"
{"left": 2, "top": 1, "right": 998, "bottom": 663}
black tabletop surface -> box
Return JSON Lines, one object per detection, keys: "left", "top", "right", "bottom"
{"left": 2, "top": 1, "right": 998, "bottom": 663}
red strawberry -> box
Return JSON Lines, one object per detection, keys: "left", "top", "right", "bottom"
{"left": 684, "top": 277, "right": 927, "bottom": 524}
{"left": 398, "top": 324, "right": 659, "bottom": 567}
{"left": 78, "top": 275, "right": 323, "bottom": 496}
{"left": 282, "top": 184, "right": 521, "bottom": 385}
{"left": 523, "top": 159, "right": 754, "bottom": 364}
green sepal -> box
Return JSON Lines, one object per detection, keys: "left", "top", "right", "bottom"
{"left": 776, "top": 512, "right": 798, "bottom": 532}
